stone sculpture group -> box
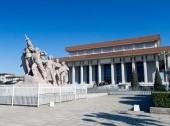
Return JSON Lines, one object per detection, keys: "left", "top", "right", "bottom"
{"left": 21, "top": 35, "right": 69, "bottom": 85}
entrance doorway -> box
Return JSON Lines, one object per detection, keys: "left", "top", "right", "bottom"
{"left": 104, "top": 64, "right": 111, "bottom": 83}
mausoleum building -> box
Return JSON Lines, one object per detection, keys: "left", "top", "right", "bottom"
{"left": 60, "top": 35, "right": 170, "bottom": 86}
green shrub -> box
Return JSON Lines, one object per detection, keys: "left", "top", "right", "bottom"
{"left": 0, "top": 81, "right": 3, "bottom": 84}
{"left": 152, "top": 92, "right": 170, "bottom": 108}
{"left": 154, "top": 69, "right": 166, "bottom": 91}
{"left": 131, "top": 69, "right": 139, "bottom": 90}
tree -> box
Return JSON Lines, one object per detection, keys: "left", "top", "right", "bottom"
{"left": 0, "top": 81, "right": 3, "bottom": 85}
{"left": 131, "top": 69, "right": 139, "bottom": 90}
{"left": 154, "top": 68, "right": 165, "bottom": 91}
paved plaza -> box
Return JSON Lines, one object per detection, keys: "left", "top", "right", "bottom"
{"left": 0, "top": 95, "right": 169, "bottom": 126}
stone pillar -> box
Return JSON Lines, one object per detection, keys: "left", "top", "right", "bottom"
{"left": 80, "top": 63, "right": 83, "bottom": 84}
{"left": 121, "top": 58, "right": 125, "bottom": 83}
{"left": 89, "top": 63, "right": 92, "bottom": 84}
{"left": 72, "top": 65, "right": 75, "bottom": 84}
{"left": 98, "top": 63, "right": 101, "bottom": 83}
{"left": 167, "top": 54, "right": 170, "bottom": 85}
{"left": 132, "top": 56, "right": 135, "bottom": 71}
{"left": 167, "top": 53, "right": 170, "bottom": 69}
{"left": 155, "top": 55, "right": 159, "bottom": 71}
{"left": 111, "top": 60, "right": 115, "bottom": 84}
{"left": 143, "top": 56, "right": 148, "bottom": 83}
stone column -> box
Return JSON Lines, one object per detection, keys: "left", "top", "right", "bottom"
{"left": 167, "top": 53, "right": 170, "bottom": 69}
{"left": 143, "top": 56, "right": 148, "bottom": 83}
{"left": 98, "top": 63, "right": 101, "bottom": 83}
{"left": 155, "top": 55, "right": 159, "bottom": 71}
{"left": 167, "top": 53, "right": 170, "bottom": 86}
{"left": 121, "top": 58, "right": 125, "bottom": 83}
{"left": 111, "top": 60, "right": 115, "bottom": 84}
{"left": 80, "top": 63, "right": 83, "bottom": 84}
{"left": 167, "top": 52, "right": 170, "bottom": 90}
{"left": 89, "top": 63, "right": 92, "bottom": 84}
{"left": 132, "top": 56, "right": 135, "bottom": 71}
{"left": 72, "top": 65, "right": 75, "bottom": 84}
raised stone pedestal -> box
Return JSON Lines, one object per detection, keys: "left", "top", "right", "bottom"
{"left": 22, "top": 75, "right": 47, "bottom": 84}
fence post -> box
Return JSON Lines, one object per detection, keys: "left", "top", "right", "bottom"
{"left": 37, "top": 84, "right": 40, "bottom": 107}
{"left": 74, "top": 86, "right": 77, "bottom": 100}
{"left": 11, "top": 85, "right": 14, "bottom": 106}
{"left": 59, "top": 86, "right": 61, "bottom": 103}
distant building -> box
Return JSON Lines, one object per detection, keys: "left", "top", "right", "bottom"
{"left": 60, "top": 34, "right": 170, "bottom": 86}
{"left": 0, "top": 73, "right": 24, "bottom": 84}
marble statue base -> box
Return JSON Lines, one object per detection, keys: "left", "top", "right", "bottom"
{"left": 22, "top": 75, "right": 47, "bottom": 84}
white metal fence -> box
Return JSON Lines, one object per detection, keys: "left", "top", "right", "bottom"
{"left": 0, "top": 84, "right": 87, "bottom": 107}
{"left": 108, "top": 91, "right": 151, "bottom": 95}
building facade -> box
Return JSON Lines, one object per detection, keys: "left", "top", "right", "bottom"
{"left": 0, "top": 73, "right": 23, "bottom": 84}
{"left": 60, "top": 35, "right": 170, "bottom": 86}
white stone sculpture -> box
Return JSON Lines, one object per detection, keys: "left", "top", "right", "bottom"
{"left": 54, "top": 58, "right": 61, "bottom": 85}
{"left": 46, "top": 55, "right": 56, "bottom": 84}
{"left": 21, "top": 35, "right": 69, "bottom": 85}
{"left": 20, "top": 35, "right": 34, "bottom": 74}
{"left": 59, "top": 62, "right": 69, "bottom": 85}
{"left": 32, "top": 48, "right": 47, "bottom": 80}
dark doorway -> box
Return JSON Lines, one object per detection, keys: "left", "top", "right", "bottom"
{"left": 104, "top": 64, "right": 111, "bottom": 83}
{"left": 116, "top": 63, "right": 122, "bottom": 84}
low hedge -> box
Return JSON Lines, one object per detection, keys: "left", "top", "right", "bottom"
{"left": 152, "top": 92, "right": 170, "bottom": 108}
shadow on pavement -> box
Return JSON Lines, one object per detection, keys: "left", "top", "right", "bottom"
{"left": 83, "top": 112, "right": 164, "bottom": 126}
{"left": 119, "top": 95, "right": 154, "bottom": 112}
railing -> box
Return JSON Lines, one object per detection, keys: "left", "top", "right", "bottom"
{"left": 0, "top": 84, "right": 87, "bottom": 107}
{"left": 139, "top": 82, "right": 154, "bottom": 87}
{"left": 108, "top": 91, "right": 151, "bottom": 95}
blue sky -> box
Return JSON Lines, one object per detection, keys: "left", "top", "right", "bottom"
{"left": 0, "top": 0, "right": 170, "bottom": 75}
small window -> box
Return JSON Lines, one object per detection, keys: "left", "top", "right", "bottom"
{"left": 69, "top": 51, "right": 77, "bottom": 56}
{"left": 94, "top": 48, "right": 101, "bottom": 54}
{"left": 78, "top": 50, "right": 85, "bottom": 55}
{"left": 102, "top": 47, "right": 113, "bottom": 53}
{"left": 86, "top": 49, "right": 93, "bottom": 55}
{"left": 134, "top": 43, "right": 143, "bottom": 49}
{"left": 145, "top": 42, "right": 155, "bottom": 48}
{"left": 124, "top": 44, "right": 133, "bottom": 50}
{"left": 115, "top": 46, "right": 123, "bottom": 52}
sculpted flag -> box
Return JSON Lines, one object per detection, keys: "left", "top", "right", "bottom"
{"left": 25, "top": 34, "right": 34, "bottom": 48}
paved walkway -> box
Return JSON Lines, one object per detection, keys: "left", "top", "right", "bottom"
{"left": 0, "top": 95, "right": 169, "bottom": 126}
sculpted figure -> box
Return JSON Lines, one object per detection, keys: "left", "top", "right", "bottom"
{"left": 40, "top": 50, "right": 47, "bottom": 60}
{"left": 20, "top": 35, "right": 35, "bottom": 74}
{"left": 20, "top": 49, "right": 28, "bottom": 74}
{"left": 32, "top": 48, "right": 47, "bottom": 81}
{"left": 54, "top": 58, "right": 61, "bottom": 85}
{"left": 59, "top": 62, "right": 69, "bottom": 85}
{"left": 45, "top": 55, "right": 56, "bottom": 84}
{"left": 25, "top": 48, "right": 34, "bottom": 74}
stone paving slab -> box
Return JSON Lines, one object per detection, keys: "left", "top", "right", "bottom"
{"left": 0, "top": 95, "right": 169, "bottom": 126}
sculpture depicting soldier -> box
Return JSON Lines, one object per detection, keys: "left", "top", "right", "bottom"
{"left": 32, "top": 48, "right": 47, "bottom": 81}
{"left": 54, "top": 58, "right": 61, "bottom": 85}
{"left": 45, "top": 55, "right": 56, "bottom": 84}
{"left": 59, "top": 62, "right": 69, "bottom": 85}
{"left": 20, "top": 35, "right": 35, "bottom": 74}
